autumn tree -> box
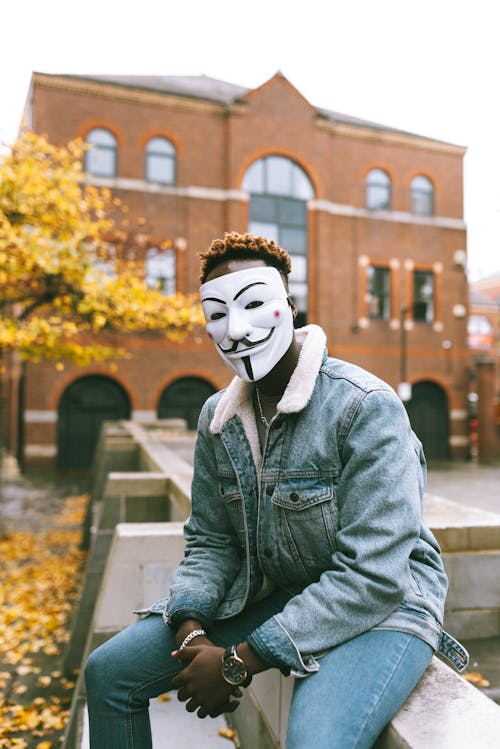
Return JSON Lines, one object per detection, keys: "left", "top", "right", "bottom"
{"left": 0, "top": 131, "right": 203, "bottom": 366}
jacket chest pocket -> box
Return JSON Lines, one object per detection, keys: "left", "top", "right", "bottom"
{"left": 218, "top": 474, "right": 246, "bottom": 535}
{"left": 270, "top": 478, "right": 338, "bottom": 566}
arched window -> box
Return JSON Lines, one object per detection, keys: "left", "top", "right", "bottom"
{"left": 85, "top": 128, "right": 117, "bottom": 177}
{"left": 242, "top": 156, "right": 314, "bottom": 327}
{"left": 146, "top": 137, "right": 176, "bottom": 185}
{"left": 366, "top": 168, "right": 391, "bottom": 210}
{"left": 411, "top": 175, "right": 434, "bottom": 216}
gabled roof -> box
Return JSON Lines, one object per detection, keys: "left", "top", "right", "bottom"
{"left": 55, "top": 72, "right": 458, "bottom": 146}
{"left": 70, "top": 73, "right": 248, "bottom": 106}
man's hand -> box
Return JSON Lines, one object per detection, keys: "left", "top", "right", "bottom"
{"left": 171, "top": 643, "right": 242, "bottom": 718}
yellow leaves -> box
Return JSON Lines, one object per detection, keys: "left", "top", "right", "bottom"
{"left": 0, "top": 495, "right": 86, "bottom": 746}
{"left": 218, "top": 727, "right": 240, "bottom": 745}
{"left": 463, "top": 671, "right": 490, "bottom": 687}
{"left": 0, "top": 130, "right": 204, "bottom": 366}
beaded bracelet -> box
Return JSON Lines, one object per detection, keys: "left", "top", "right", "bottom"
{"left": 178, "top": 628, "right": 206, "bottom": 650}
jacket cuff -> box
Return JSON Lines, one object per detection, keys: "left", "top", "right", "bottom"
{"left": 248, "top": 615, "right": 320, "bottom": 678}
{"left": 164, "top": 608, "right": 211, "bottom": 630}
{"left": 166, "top": 589, "right": 217, "bottom": 629}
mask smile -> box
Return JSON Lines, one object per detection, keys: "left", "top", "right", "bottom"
{"left": 218, "top": 328, "right": 275, "bottom": 356}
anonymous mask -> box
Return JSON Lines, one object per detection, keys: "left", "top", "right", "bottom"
{"left": 200, "top": 266, "right": 294, "bottom": 381}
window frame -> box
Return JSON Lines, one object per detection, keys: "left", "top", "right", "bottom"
{"left": 410, "top": 175, "right": 434, "bottom": 216}
{"left": 244, "top": 156, "right": 314, "bottom": 327}
{"left": 84, "top": 127, "right": 118, "bottom": 178}
{"left": 366, "top": 265, "right": 392, "bottom": 321}
{"left": 145, "top": 136, "right": 176, "bottom": 185}
{"left": 365, "top": 168, "right": 391, "bottom": 211}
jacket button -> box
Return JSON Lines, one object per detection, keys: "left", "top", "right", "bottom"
{"left": 263, "top": 548, "right": 273, "bottom": 558}
{"left": 289, "top": 492, "right": 299, "bottom": 502}
{"left": 266, "top": 485, "right": 274, "bottom": 496}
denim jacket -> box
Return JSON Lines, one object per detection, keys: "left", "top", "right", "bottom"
{"left": 162, "top": 325, "right": 468, "bottom": 676}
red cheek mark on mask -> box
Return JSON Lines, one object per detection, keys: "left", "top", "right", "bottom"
{"left": 274, "top": 310, "right": 280, "bottom": 318}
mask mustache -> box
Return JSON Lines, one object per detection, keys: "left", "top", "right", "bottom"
{"left": 218, "top": 328, "right": 274, "bottom": 354}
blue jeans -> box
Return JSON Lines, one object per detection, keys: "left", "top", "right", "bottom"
{"left": 85, "top": 591, "right": 433, "bottom": 749}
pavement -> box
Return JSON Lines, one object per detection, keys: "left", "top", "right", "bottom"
{"left": 426, "top": 459, "right": 500, "bottom": 516}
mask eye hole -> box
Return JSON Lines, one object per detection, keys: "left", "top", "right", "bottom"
{"left": 245, "top": 300, "right": 264, "bottom": 310}
{"left": 210, "top": 312, "right": 226, "bottom": 320}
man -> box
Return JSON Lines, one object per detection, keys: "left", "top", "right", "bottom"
{"left": 86, "top": 232, "right": 467, "bottom": 749}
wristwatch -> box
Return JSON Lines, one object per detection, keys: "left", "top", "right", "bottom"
{"left": 221, "top": 644, "right": 248, "bottom": 686}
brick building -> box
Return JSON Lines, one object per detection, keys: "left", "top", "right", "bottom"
{"left": 8, "top": 71, "right": 470, "bottom": 468}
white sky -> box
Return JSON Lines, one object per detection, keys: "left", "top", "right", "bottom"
{"left": 1, "top": 0, "right": 499, "bottom": 281}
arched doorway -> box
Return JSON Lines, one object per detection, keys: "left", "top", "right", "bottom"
{"left": 405, "top": 381, "right": 450, "bottom": 460}
{"left": 57, "top": 375, "right": 131, "bottom": 470}
{"left": 158, "top": 377, "right": 215, "bottom": 430}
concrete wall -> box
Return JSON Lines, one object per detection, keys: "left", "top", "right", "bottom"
{"left": 63, "top": 421, "right": 500, "bottom": 748}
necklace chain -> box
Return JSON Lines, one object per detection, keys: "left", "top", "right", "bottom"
{"left": 255, "top": 387, "right": 270, "bottom": 428}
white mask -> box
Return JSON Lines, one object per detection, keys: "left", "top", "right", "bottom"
{"left": 200, "top": 266, "right": 294, "bottom": 382}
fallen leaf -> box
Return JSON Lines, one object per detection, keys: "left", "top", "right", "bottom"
{"left": 218, "top": 726, "right": 239, "bottom": 743}
{"left": 463, "top": 671, "right": 490, "bottom": 687}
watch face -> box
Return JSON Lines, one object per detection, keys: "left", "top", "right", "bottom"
{"left": 222, "top": 655, "right": 247, "bottom": 685}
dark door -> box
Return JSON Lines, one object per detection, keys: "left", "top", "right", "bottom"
{"left": 158, "top": 377, "right": 215, "bottom": 430}
{"left": 57, "top": 376, "right": 130, "bottom": 470}
{"left": 405, "top": 381, "right": 450, "bottom": 460}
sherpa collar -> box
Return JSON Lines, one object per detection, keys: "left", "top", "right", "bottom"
{"left": 209, "top": 324, "right": 327, "bottom": 437}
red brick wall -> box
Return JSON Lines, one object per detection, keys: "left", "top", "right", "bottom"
{"left": 16, "top": 72, "right": 470, "bottom": 465}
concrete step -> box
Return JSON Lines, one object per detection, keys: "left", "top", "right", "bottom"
{"left": 81, "top": 694, "right": 232, "bottom": 748}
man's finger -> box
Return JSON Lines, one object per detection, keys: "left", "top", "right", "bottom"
{"left": 171, "top": 646, "right": 198, "bottom": 662}
{"left": 208, "top": 699, "right": 240, "bottom": 718}
{"left": 185, "top": 698, "right": 200, "bottom": 713}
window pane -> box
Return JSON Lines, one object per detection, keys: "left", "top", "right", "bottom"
{"left": 267, "top": 156, "right": 292, "bottom": 195}
{"left": 293, "top": 167, "right": 315, "bottom": 200}
{"left": 248, "top": 221, "right": 279, "bottom": 243}
{"left": 278, "top": 197, "right": 307, "bottom": 226}
{"left": 242, "top": 159, "right": 265, "bottom": 193}
{"left": 289, "top": 254, "right": 307, "bottom": 282}
{"left": 366, "top": 266, "right": 390, "bottom": 320}
{"left": 88, "top": 128, "right": 116, "bottom": 146}
{"left": 243, "top": 156, "right": 314, "bottom": 200}
{"left": 413, "top": 270, "right": 434, "bottom": 322}
{"left": 86, "top": 147, "right": 116, "bottom": 177}
{"left": 280, "top": 226, "right": 307, "bottom": 254}
{"left": 249, "top": 195, "right": 278, "bottom": 223}
{"left": 145, "top": 248, "right": 176, "bottom": 295}
{"left": 85, "top": 128, "right": 117, "bottom": 177}
{"left": 366, "top": 169, "right": 391, "bottom": 210}
{"left": 147, "top": 137, "right": 175, "bottom": 155}
{"left": 147, "top": 154, "right": 175, "bottom": 184}
{"left": 411, "top": 176, "right": 434, "bottom": 216}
